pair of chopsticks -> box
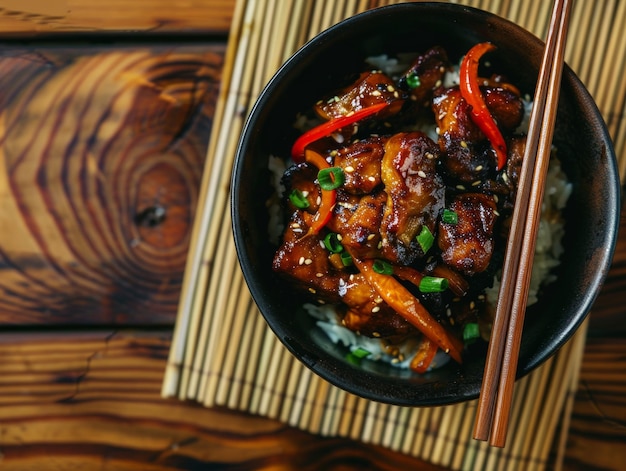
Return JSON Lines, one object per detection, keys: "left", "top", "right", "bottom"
{"left": 473, "top": 0, "right": 572, "bottom": 447}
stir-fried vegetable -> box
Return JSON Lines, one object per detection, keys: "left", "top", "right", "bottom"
{"left": 291, "top": 102, "right": 389, "bottom": 162}
{"left": 349, "top": 252, "right": 464, "bottom": 364}
{"left": 459, "top": 42, "right": 508, "bottom": 170}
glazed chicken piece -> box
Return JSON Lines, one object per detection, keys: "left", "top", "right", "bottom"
{"left": 314, "top": 70, "right": 404, "bottom": 123}
{"left": 333, "top": 136, "right": 386, "bottom": 195}
{"left": 438, "top": 193, "right": 499, "bottom": 276}
{"left": 398, "top": 46, "right": 449, "bottom": 106}
{"left": 432, "top": 85, "right": 524, "bottom": 184}
{"left": 272, "top": 210, "right": 342, "bottom": 304}
{"left": 328, "top": 191, "right": 387, "bottom": 261}
{"left": 340, "top": 272, "right": 417, "bottom": 339}
{"left": 380, "top": 131, "right": 445, "bottom": 265}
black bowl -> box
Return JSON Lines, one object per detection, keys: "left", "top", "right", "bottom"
{"left": 231, "top": 3, "right": 620, "bottom": 406}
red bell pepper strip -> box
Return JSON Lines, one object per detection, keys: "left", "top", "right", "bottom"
{"left": 304, "top": 149, "right": 336, "bottom": 235}
{"left": 459, "top": 42, "right": 508, "bottom": 170}
{"left": 348, "top": 252, "right": 464, "bottom": 364}
{"left": 410, "top": 336, "right": 439, "bottom": 373}
{"left": 291, "top": 102, "right": 388, "bottom": 162}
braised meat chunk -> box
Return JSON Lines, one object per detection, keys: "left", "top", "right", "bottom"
{"left": 380, "top": 132, "right": 445, "bottom": 265}
{"left": 438, "top": 193, "right": 499, "bottom": 276}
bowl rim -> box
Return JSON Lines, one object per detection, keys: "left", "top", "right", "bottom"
{"left": 231, "top": 2, "right": 622, "bottom": 406}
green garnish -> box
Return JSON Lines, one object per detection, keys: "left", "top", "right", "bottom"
{"left": 346, "top": 347, "right": 371, "bottom": 365}
{"left": 323, "top": 232, "right": 344, "bottom": 253}
{"left": 419, "top": 276, "right": 449, "bottom": 293}
{"left": 406, "top": 71, "right": 421, "bottom": 89}
{"left": 372, "top": 259, "right": 394, "bottom": 275}
{"left": 416, "top": 225, "right": 434, "bottom": 253}
{"left": 463, "top": 322, "right": 480, "bottom": 345}
{"left": 340, "top": 251, "right": 353, "bottom": 267}
{"left": 288, "top": 189, "right": 309, "bottom": 209}
{"left": 442, "top": 209, "right": 458, "bottom": 224}
{"left": 317, "top": 166, "right": 345, "bottom": 190}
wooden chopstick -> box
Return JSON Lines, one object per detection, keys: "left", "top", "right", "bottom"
{"left": 473, "top": 0, "right": 572, "bottom": 447}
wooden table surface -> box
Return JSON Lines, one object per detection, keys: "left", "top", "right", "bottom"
{"left": 0, "top": 1, "right": 624, "bottom": 470}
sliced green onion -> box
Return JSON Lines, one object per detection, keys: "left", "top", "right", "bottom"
{"left": 351, "top": 347, "right": 370, "bottom": 359}
{"left": 406, "top": 71, "right": 421, "bottom": 89}
{"left": 323, "top": 232, "right": 344, "bottom": 253}
{"left": 419, "top": 276, "right": 449, "bottom": 293}
{"left": 372, "top": 259, "right": 393, "bottom": 275}
{"left": 416, "top": 225, "right": 434, "bottom": 253}
{"left": 442, "top": 209, "right": 458, "bottom": 224}
{"left": 463, "top": 322, "right": 480, "bottom": 344}
{"left": 340, "top": 251, "right": 353, "bottom": 267}
{"left": 288, "top": 189, "right": 310, "bottom": 209}
{"left": 346, "top": 347, "right": 371, "bottom": 365}
{"left": 318, "top": 167, "right": 345, "bottom": 190}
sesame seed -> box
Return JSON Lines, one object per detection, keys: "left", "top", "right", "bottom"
{"left": 304, "top": 258, "right": 313, "bottom": 265}
{"left": 367, "top": 233, "right": 376, "bottom": 241}
{"left": 386, "top": 85, "right": 395, "bottom": 92}
{"left": 417, "top": 170, "right": 427, "bottom": 178}
{"left": 301, "top": 190, "right": 309, "bottom": 197}
{"left": 494, "top": 210, "right": 500, "bottom": 216}
{"left": 470, "top": 301, "right": 476, "bottom": 310}
{"left": 345, "top": 110, "right": 355, "bottom": 117}
{"left": 375, "top": 296, "right": 383, "bottom": 304}
{"left": 368, "top": 176, "right": 376, "bottom": 182}
{"left": 472, "top": 180, "right": 482, "bottom": 186}
{"left": 298, "top": 257, "right": 305, "bottom": 265}
{"left": 372, "top": 306, "right": 380, "bottom": 313}
{"left": 316, "top": 273, "right": 323, "bottom": 277}
{"left": 398, "top": 354, "right": 405, "bottom": 362}
{"left": 316, "top": 196, "right": 322, "bottom": 205}
{"left": 493, "top": 194, "right": 499, "bottom": 203}
{"left": 344, "top": 165, "right": 355, "bottom": 173}
{"left": 460, "top": 140, "right": 468, "bottom": 148}
{"left": 425, "top": 152, "right": 435, "bottom": 159}
{"left": 372, "top": 90, "right": 382, "bottom": 97}
{"left": 391, "top": 358, "right": 400, "bottom": 364}
{"left": 337, "top": 234, "right": 343, "bottom": 241}
{"left": 308, "top": 287, "right": 316, "bottom": 294}
{"left": 393, "top": 91, "right": 399, "bottom": 98}
{"left": 435, "top": 79, "right": 442, "bottom": 87}
{"left": 456, "top": 184, "right": 466, "bottom": 190}
{"left": 475, "top": 165, "right": 483, "bottom": 171}
{"left": 330, "top": 150, "right": 338, "bottom": 157}
{"left": 435, "top": 126, "right": 441, "bottom": 135}
{"left": 372, "top": 332, "right": 381, "bottom": 338}
{"left": 291, "top": 222, "right": 301, "bottom": 228}
{"left": 502, "top": 172, "right": 510, "bottom": 183}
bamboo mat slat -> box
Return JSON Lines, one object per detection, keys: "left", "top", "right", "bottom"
{"left": 162, "top": 1, "right": 626, "bottom": 469}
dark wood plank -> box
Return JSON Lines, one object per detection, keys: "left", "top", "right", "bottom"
{"left": 0, "top": 331, "right": 449, "bottom": 471}
{"left": 0, "top": 43, "right": 224, "bottom": 325}
{"left": 1, "top": 330, "right": 624, "bottom": 470}
{"left": 0, "top": 0, "right": 235, "bottom": 36}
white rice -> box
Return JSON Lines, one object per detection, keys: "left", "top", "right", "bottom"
{"left": 271, "top": 55, "right": 572, "bottom": 371}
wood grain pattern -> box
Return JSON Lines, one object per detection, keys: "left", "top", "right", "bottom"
{"left": 0, "top": 0, "right": 624, "bottom": 469}
{"left": 0, "top": 328, "right": 623, "bottom": 470}
{"left": 0, "top": 0, "right": 234, "bottom": 36}
{"left": 0, "top": 43, "right": 224, "bottom": 325}
{"left": 0, "top": 332, "right": 449, "bottom": 471}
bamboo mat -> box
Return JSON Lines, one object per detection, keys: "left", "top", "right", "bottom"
{"left": 162, "top": 1, "right": 626, "bottom": 469}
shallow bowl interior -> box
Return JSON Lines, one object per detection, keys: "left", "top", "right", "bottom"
{"left": 231, "top": 3, "right": 620, "bottom": 406}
